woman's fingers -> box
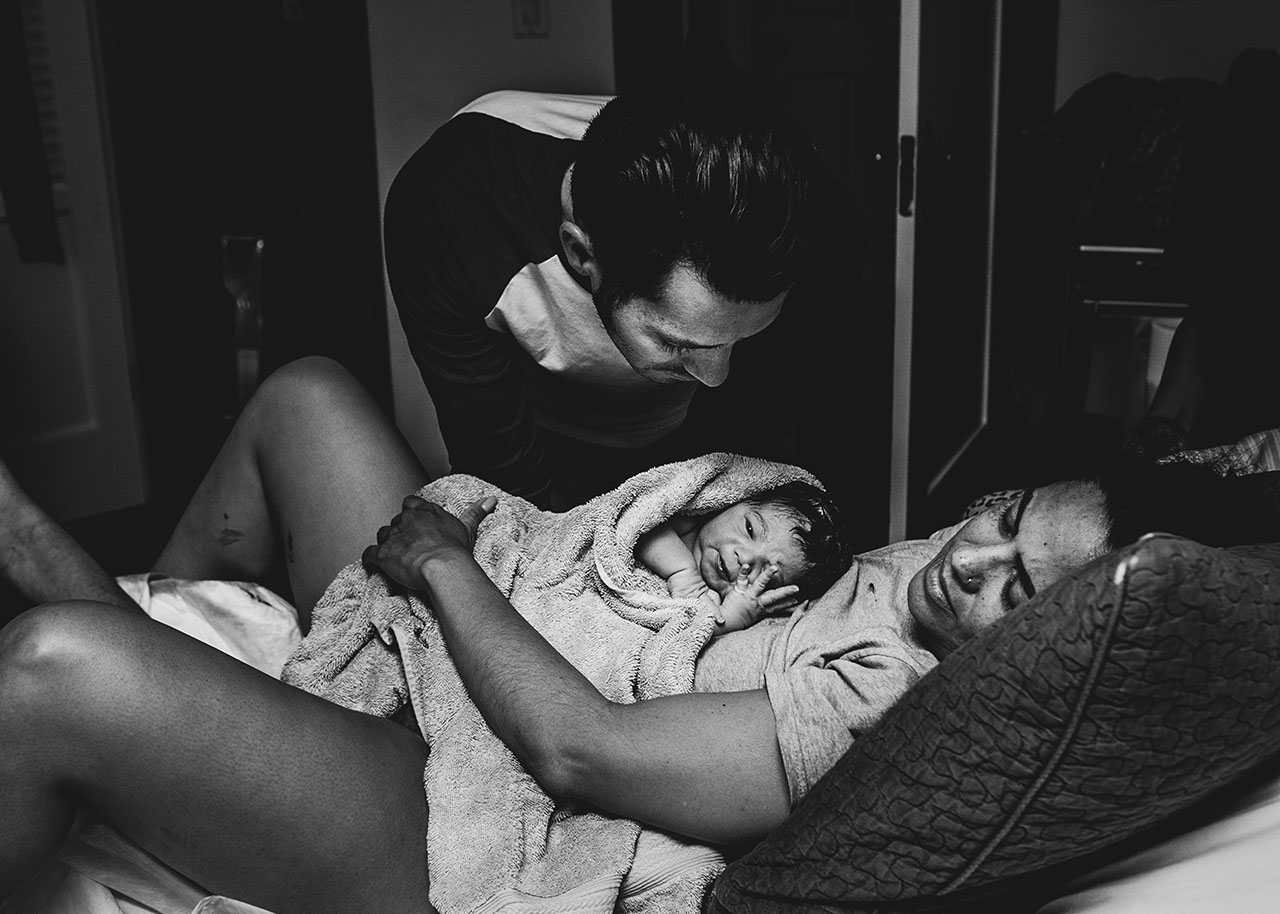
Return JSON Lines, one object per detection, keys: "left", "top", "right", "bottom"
{"left": 457, "top": 496, "right": 499, "bottom": 538}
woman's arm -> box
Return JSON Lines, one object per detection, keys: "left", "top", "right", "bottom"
{"left": 366, "top": 497, "right": 793, "bottom": 845}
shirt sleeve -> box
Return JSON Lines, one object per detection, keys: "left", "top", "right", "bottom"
{"left": 765, "top": 643, "right": 928, "bottom": 804}
{"left": 383, "top": 115, "right": 556, "bottom": 501}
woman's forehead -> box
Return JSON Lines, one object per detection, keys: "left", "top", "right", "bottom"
{"left": 1022, "top": 480, "right": 1110, "bottom": 577}
{"left": 1034, "top": 479, "right": 1105, "bottom": 515}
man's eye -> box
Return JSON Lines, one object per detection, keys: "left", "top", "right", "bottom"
{"left": 745, "top": 519, "right": 754, "bottom": 537}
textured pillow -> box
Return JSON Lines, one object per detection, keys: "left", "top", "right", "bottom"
{"left": 708, "top": 535, "right": 1280, "bottom": 913}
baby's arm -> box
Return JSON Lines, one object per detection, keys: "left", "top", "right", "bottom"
{"left": 636, "top": 522, "right": 707, "bottom": 599}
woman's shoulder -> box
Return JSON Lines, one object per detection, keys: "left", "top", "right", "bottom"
{"left": 772, "top": 544, "right": 933, "bottom": 661}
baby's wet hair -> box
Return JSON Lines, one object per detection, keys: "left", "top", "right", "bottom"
{"left": 745, "top": 481, "right": 854, "bottom": 599}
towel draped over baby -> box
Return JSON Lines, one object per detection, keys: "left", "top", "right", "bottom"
{"left": 280, "top": 452, "right": 818, "bottom": 914}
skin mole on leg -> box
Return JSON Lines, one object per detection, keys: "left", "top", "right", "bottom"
{"left": 216, "top": 512, "right": 244, "bottom": 548}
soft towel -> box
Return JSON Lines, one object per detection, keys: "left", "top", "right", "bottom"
{"left": 279, "top": 452, "right": 817, "bottom": 914}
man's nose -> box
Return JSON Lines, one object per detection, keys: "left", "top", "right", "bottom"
{"left": 682, "top": 347, "right": 733, "bottom": 387}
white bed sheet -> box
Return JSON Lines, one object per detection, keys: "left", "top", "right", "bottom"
{"left": 1038, "top": 761, "right": 1280, "bottom": 914}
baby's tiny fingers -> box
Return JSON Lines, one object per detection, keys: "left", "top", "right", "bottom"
{"left": 759, "top": 583, "right": 800, "bottom": 607}
{"left": 749, "top": 564, "right": 779, "bottom": 594}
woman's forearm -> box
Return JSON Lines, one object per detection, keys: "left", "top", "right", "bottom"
{"left": 417, "top": 550, "right": 611, "bottom": 788}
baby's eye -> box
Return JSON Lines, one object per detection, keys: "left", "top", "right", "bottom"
{"left": 658, "top": 338, "right": 685, "bottom": 354}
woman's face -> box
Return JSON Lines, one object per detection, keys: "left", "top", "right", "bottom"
{"left": 907, "top": 480, "right": 1112, "bottom": 657}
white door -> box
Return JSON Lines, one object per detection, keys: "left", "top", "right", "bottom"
{"left": 0, "top": 0, "right": 145, "bottom": 522}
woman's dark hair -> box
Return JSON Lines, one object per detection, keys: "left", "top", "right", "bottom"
{"left": 746, "top": 481, "right": 855, "bottom": 599}
{"left": 1094, "top": 460, "right": 1280, "bottom": 551}
{"left": 572, "top": 83, "right": 821, "bottom": 314}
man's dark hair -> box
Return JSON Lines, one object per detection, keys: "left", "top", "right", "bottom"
{"left": 746, "top": 480, "right": 854, "bottom": 600}
{"left": 572, "top": 83, "right": 821, "bottom": 315}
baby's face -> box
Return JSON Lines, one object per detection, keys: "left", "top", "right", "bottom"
{"left": 691, "top": 502, "right": 806, "bottom": 599}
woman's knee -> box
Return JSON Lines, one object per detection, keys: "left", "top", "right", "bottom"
{"left": 255, "top": 356, "right": 361, "bottom": 410}
{"left": 241, "top": 356, "right": 375, "bottom": 438}
{"left": 0, "top": 602, "right": 135, "bottom": 718}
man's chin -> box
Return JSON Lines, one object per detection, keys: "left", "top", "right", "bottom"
{"left": 634, "top": 367, "right": 695, "bottom": 384}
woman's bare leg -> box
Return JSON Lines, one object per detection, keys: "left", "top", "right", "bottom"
{"left": 0, "top": 460, "right": 136, "bottom": 616}
{"left": 154, "top": 356, "right": 429, "bottom": 626}
{"left": 0, "top": 602, "right": 434, "bottom": 913}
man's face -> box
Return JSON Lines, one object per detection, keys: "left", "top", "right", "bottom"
{"left": 597, "top": 264, "right": 786, "bottom": 386}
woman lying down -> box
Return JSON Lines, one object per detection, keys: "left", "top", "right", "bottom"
{"left": 0, "top": 357, "right": 1255, "bottom": 914}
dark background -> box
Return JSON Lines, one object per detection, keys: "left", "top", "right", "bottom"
{"left": 63, "top": 1, "right": 390, "bottom": 573}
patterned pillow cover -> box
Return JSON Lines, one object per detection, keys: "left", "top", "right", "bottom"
{"left": 707, "top": 535, "right": 1280, "bottom": 914}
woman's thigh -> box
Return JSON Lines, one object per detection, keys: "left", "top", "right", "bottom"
{"left": 4, "top": 603, "right": 433, "bottom": 914}
{"left": 154, "top": 356, "right": 430, "bottom": 617}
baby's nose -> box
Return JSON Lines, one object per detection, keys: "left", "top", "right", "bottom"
{"left": 742, "top": 549, "right": 771, "bottom": 576}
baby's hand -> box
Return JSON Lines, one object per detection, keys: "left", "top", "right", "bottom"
{"left": 713, "top": 564, "right": 802, "bottom": 633}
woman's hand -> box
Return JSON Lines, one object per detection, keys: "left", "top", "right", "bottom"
{"left": 362, "top": 494, "right": 497, "bottom": 591}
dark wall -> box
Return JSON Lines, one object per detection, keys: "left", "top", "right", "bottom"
{"left": 93, "top": 0, "right": 389, "bottom": 561}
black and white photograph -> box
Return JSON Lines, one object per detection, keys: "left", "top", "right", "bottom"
{"left": 3, "top": 2, "right": 1280, "bottom": 912}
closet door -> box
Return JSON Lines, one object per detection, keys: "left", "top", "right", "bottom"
{"left": 0, "top": 0, "right": 146, "bottom": 522}
{"left": 890, "top": 0, "right": 1001, "bottom": 539}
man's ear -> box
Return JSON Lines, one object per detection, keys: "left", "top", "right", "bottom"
{"left": 559, "top": 220, "right": 601, "bottom": 290}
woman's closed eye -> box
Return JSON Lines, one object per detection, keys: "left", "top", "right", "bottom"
{"left": 997, "top": 493, "right": 1022, "bottom": 538}
{"left": 1001, "top": 571, "right": 1030, "bottom": 611}
{"left": 998, "top": 489, "right": 1037, "bottom": 610}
